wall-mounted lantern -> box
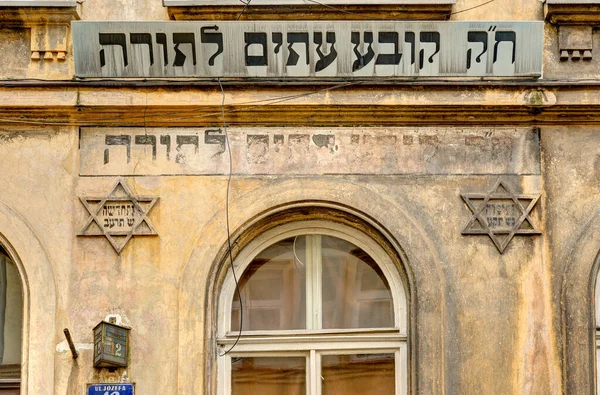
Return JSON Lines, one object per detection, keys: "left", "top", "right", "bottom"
{"left": 93, "top": 320, "right": 130, "bottom": 368}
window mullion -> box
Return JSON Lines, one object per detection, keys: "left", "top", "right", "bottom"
{"left": 309, "top": 349, "right": 319, "bottom": 395}
{"left": 306, "top": 235, "right": 322, "bottom": 330}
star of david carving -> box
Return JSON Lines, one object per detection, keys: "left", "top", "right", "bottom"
{"left": 461, "top": 179, "right": 541, "bottom": 253}
{"left": 78, "top": 180, "right": 158, "bottom": 254}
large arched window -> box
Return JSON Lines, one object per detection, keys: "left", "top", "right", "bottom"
{"left": 217, "top": 221, "right": 408, "bottom": 395}
{"left": 0, "top": 246, "right": 23, "bottom": 394}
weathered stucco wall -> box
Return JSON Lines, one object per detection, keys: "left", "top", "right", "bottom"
{"left": 0, "top": 123, "right": 570, "bottom": 394}
{"left": 0, "top": 0, "right": 599, "bottom": 394}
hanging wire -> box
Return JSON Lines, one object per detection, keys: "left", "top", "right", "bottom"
{"left": 0, "top": 81, "right": 359, "bottom": 126}
{"left": 273, "top": 0, "right": 497, "bottom": 18}
{"left": 304, "top": 0, "right": 360, "bottom": 15}
{"left": 449, "top": 0, "right": 496, "bottom": 15}
{"left": 217, "top": 78, "right": 244, "bottom": 357}
{"left": 236, "top": 0, "right": 252, "bottom": 20}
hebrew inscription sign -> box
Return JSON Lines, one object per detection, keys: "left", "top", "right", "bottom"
{"left": 72, "top": 21, "right": 543, "bottom": 78}
{"left": 79, "top": 127, "right": 541, "bottom": 176}
{"left": 461, "top": 179, "right": 541, "bottom": 253}
{"left": 78, "top": 180, "right": 158, "bottom": 254}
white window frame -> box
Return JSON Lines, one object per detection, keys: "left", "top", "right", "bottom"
{"left": 596, "top": 269, "right": 600, "bottom": 395}
{"left": 217, "top": 220, "right": 408, "bottom": 395}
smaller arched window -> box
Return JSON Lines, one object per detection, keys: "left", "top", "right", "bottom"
{"left": 0, "top": 246, "right": 23, "bottom": 394}
{"left": 217, "top": 221, "right": 408, "bottom": 395}
{"left": 595, "top": 269, "right": 600, "bottom": 394}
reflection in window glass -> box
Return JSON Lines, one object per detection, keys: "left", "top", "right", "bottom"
{"left": 232, "top": 357, "right": 306, "bottom": 395}
{"left": 0, "top": 247, "right": 22, "bottom": 379}
{"left": 232, "top": 237, "right": 306, "bottom": 331}
{"left": 321, "top": 236, "right": 393, "bottom": 329}
{"left": 321, "top": 353, "right": 395, "bottom": 395}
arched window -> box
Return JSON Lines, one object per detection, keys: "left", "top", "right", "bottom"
{"left": 217, "top": 221, "right": 408, "bottom": 395}
{"left": 595, "top": 269, "right": 600, "bottom": 394}
{"left": 0, "top": 246, "right": 23, "bottom": 394}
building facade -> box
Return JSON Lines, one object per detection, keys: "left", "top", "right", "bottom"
{"left": 0, "top": 0, "right": 599, "bottom": 394}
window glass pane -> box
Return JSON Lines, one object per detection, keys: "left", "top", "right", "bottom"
{"left": 321, "top": 236, "right": 393, "bottom": 329}
{"left": 232, "top": 357, "right": 306, "bottom": 395}
{"left": 232, "top": 237, "right": 306, "bottom": 331}
{"left": 0, "top": 249, "right": 22, "bottom": 373}
{"left": 322, "top": 353, "right": 395, "bottom": 395}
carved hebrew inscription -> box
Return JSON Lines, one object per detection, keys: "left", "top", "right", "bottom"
{"left": 78, "top": 180, "right": 158, "bottom": 254}
{"left": 461, "top": 179, "right": 541, "bottom": 253}
{"left": 79, "top": 127, "right": 541, "bottom": 176}
{"left": 73, "top": 21, "right": 543, "bottom": 78}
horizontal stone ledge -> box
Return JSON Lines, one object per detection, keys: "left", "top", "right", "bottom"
{"left": 0, "top": 85, "right": 600, "bottom": 112}
{"left": 1, "top": 105, "right": 600, "bottom": 127}
{"left": 0, "top": 85, "right": 576, "bottom": 107}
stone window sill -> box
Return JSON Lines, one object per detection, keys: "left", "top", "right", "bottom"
{"left": 164, "top": 0, "right": 456, "bottom": 20}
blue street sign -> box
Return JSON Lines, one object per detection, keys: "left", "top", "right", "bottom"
{"left": 87, "top": 383, "right": 134, "bottom": 395}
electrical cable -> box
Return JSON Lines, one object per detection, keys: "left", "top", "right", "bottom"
{"left": 449, "top": 0, "right": 496, "bottom": 15}
{"left": 0, "top": 81, "right": 359, "bottom": 126}
{"left": 217, "top": 78, "right": 244, "bottom": 357}
{"left": 236, "top": 0, "right": 252, "bottom": 20}
{"left": 304, "top": 0, "right": 360, "bottom": 15}
{"left": 290, "top": 0, "right": 497, "bottom": 18}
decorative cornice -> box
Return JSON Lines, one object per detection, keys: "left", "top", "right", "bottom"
{"left": 0, "top": 5, "right": 80, "bottom": 61}
{"left": 167, "top": 4, "right": 454, "bottom": 21}
{"left": 544, "top": 1, "right": 599, "bottom": 62}
{"left": 544, "top": 1, "right": 600, "bottom": 25}
{"left": 0, "top": 84, "right": 599, "bottom": 126}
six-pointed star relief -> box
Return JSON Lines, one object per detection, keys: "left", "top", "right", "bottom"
{"left": 461, "top": 179, "right": 541, "bottom": 253}
{"left": 78, "top": 180, "right": 158, "bottom": 254}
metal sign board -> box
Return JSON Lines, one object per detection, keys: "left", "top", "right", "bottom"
{"left": 93, "top": 321, "right": 130, "bottom": 367}
{"left": 73, "top": 21, "right": 543, "bottom": 78}
{"left": 87, "top": 383, "right": 134, "bottom": 395}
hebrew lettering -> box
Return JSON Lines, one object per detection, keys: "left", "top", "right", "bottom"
{"left": 201, "top": 26, "right": 224, "bottom": 66}
{"left": 135, "top": 135, "right": 157, "bottom": 160}
{"left": 351, "top": 31, "right": 375, "bottom": 72}
{"left": 467, "top": 31, "right": 488, "bottom": 70}
{"left": 376, "top": 32, "right": 402, "bottom": 66}
{"left": 245, "top": 32, "right": 268, "bottom": 66}
{"left": 419, "top": 32, "right": 440, "bottom": 70}
{"left": 156, "top": 33, "right": 168, "bottom": 66}
{"left": 81, "top": 127, "right": 541, "bottom": 176}
{"left": 75, "top": 22, "right": 542, "bottom": 78}
{"left": 493, "top": 31, "right": 516, "bottom": 64}
{"left": 286, "top": 32, "right": 310, "bottom": 66}
{"left": 272, "top": 33, "right": 283, "bottom": 54}
{"left": 176, "top": 135, "right": 199, "bottom": 164}
{"left": 205, "top": 129, "right": 226, "bottom": 155}
{"left": 104, "top": 135, "right": 131, "bottom": 164}
{"left": 404, "top": 32, "right": 416, "bottom": 66}
{"left": 130, "top": 33, "right": 154, "bottom": 66}
{"left": 99, "top": 33, "right": 128, "bottom": 68}
{"left": 314, "top": 32, "right": 337, "bottom": 72}
{"left": 160, "top": 135, "right": 171, "bottom": 161}
{"left": 173, "top": 33, "right": 197, "bottom": 67}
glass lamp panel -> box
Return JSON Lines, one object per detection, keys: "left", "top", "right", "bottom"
{"left": 321, "top": 353, "right": 395, "bottom": 395}
{"left": 321, "top": 236, "right": 393, "bottom": 329}
{"left": 232, "top": 357, "right": 306, "bottom": 395}
{"left": 232, "top": 237, "right": 306, "bottom": 331}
